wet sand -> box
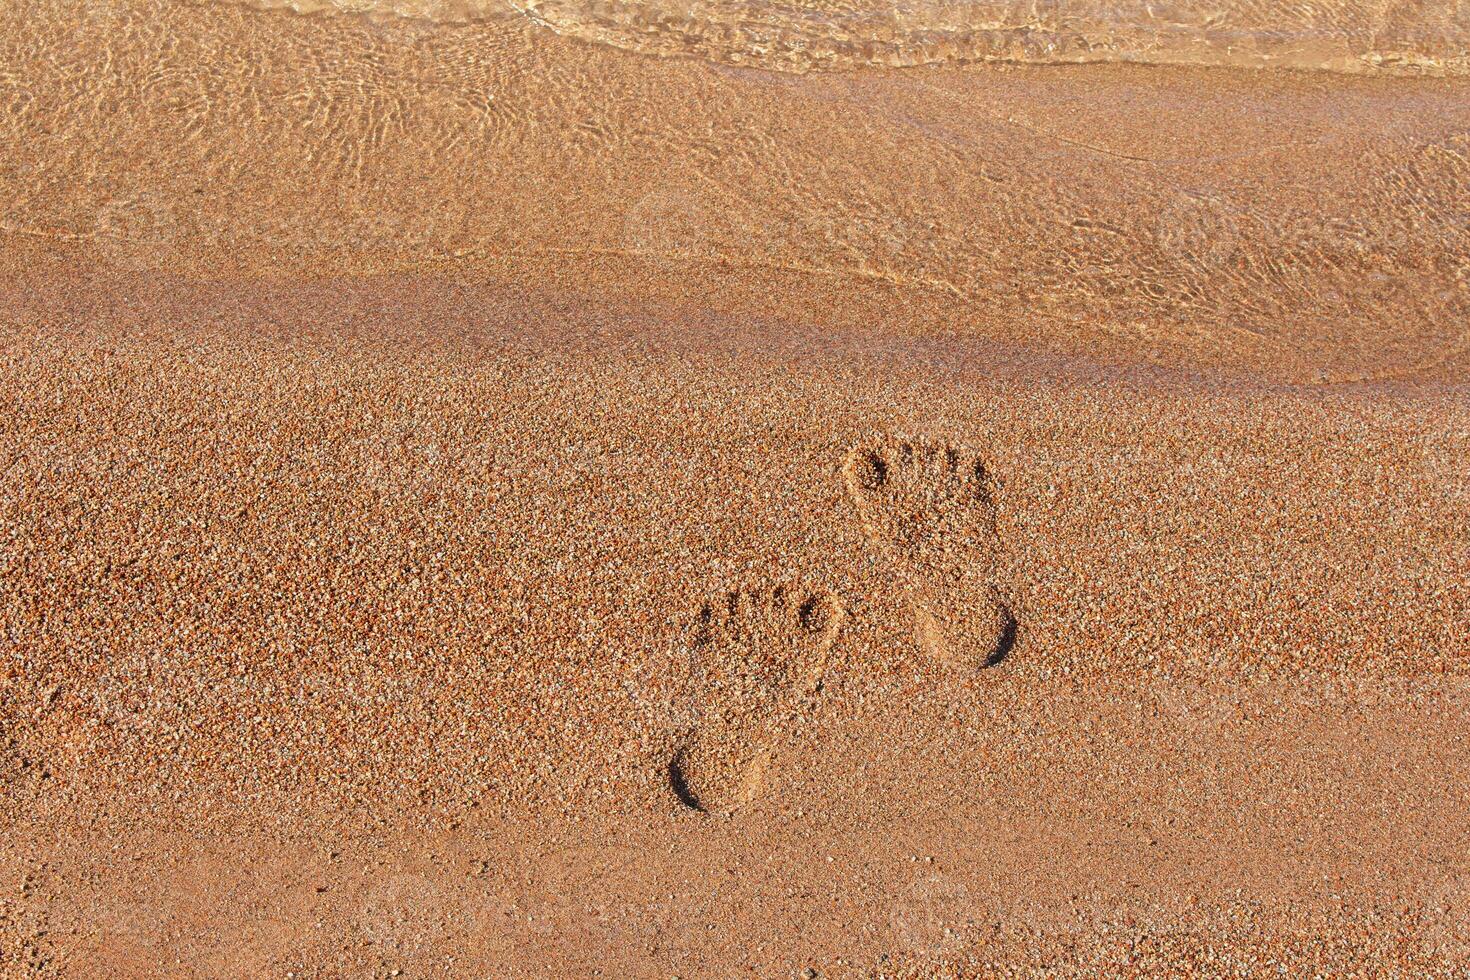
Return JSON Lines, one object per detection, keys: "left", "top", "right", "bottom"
{"left": 2, "top": 0, "right": 1469, "bottom": 975}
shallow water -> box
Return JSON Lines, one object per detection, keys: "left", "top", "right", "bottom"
{"left": 234, "top": 0, "right": 1470, "bottom": 72}
{"left": 1, "top": 0, "right": 1466, "bottom": 384}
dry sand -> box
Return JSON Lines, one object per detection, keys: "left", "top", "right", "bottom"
{"left": 2, "top": 0, "right": 1469, "bottom": 976}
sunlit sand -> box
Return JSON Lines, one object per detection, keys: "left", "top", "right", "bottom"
{"left": 2, "top": 0, "right": 1467, "bottom": 974}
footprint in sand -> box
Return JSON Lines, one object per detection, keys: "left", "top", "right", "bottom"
{"left": 671, "top": 584, "right": 844, "bottom": 815}
{"left": 843, "top": 436, "right": 1016, "bottom": 671}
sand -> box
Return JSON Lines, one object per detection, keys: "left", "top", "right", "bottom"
{"left": 2, "top": 0, "right": 1469, "bottom": 975}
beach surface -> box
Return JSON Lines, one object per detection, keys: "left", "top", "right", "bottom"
{"left": 2, "top": 0, "right": 1469, "bottom": 975}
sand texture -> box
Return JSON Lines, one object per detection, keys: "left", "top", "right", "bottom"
{"left": 1, "top": 0, "right": 1469, "bottom": 975}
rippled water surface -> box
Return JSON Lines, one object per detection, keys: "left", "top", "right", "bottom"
{"left": 236, "top": 0, "right": 1470, "bottom": 72}
{"left": 1, "top": 0, "right": 1466, "bottom": 383}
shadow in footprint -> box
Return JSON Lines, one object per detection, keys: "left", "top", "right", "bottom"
{"left": 987, "top": 608, "right": 1018, "bottom": 668}
{"left": 667, "top": 748, "right": 704, "bottom": 813}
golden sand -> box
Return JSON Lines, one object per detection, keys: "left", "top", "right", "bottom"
{"left": 1, "top": 0, "right": 1468, "bottom": 975}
